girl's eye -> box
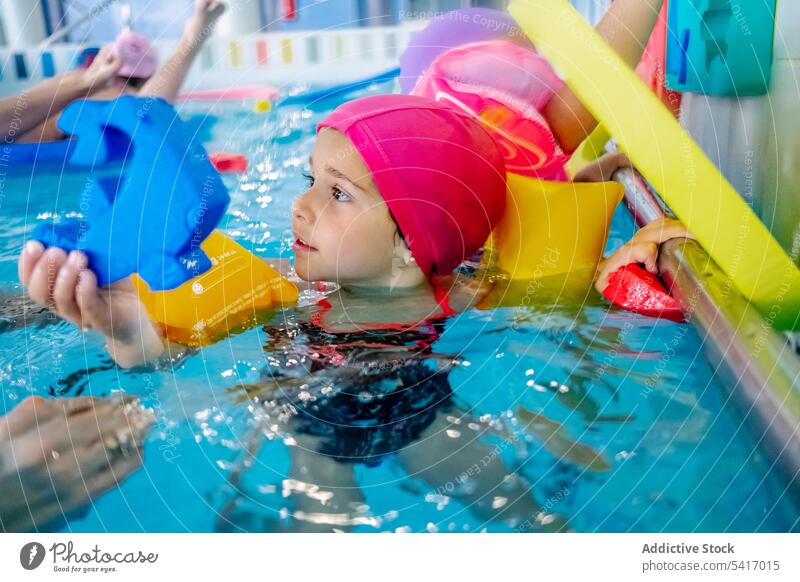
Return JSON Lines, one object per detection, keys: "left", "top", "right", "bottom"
{"left": 302, "top": 172, "right": 315, "bottom": 187}
{"left": 332, "top": 187, "right": 351, "bottom": 202}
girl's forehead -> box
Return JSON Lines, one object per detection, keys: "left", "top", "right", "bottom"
{"left": 313, "top": 129, "right": 381, "bottom": 199}
{"left": 314, "top": 127, "right": 359, "bottom": 160}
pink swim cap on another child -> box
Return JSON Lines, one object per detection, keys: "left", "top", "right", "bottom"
{"left": 318, "top": 94, "right": 507, "bottom": 278}
{"left": 113, "top": 30, "right": 157, "bottom": 79}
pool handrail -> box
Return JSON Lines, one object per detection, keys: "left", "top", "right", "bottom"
{"left": 613, "top": 164, "right": 800, "bottom": 495}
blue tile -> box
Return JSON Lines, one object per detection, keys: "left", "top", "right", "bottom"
{"left": 14, "top": 53, "right": 28, "bottom": 80}
{"left": 41, "top": 52, "right": 56, "bottom": 78}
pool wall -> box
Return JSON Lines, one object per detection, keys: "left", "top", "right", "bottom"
{"left": 0, "top": 23, "right": 422, "bottom": 97}
{"left": 613, "top": 166, "right": 800, "bottom": 496}
{"left": 679, "top": 0, "right": 800, "bottom": 270}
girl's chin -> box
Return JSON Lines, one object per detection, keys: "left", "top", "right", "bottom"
{"left": 292, "top": 258, "right": 384, "bottom": 286}
{"left": 292, "top": 261, "right": 325, "bottom": 283}
{"left": 293, "top": 266, "right": 313, "bottom": 282}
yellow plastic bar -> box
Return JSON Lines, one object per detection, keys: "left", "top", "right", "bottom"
{"left": 509, "top": 0, "right": 800, "bottom": 329}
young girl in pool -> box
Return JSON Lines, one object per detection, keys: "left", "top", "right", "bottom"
{"left": 17, "top": 0, "right": 687, "bottom": 369}
{"left": 21, "top": 93, "right": 638, "bottom": 531}
{"left": 16, "top": 1, "right": 691, "bottom": 530}
{"left": 17, "top": 92, "right": 685, "bottom": 368}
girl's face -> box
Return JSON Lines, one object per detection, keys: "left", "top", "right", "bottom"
{"left": 292, "top": 128, "right": 422, "bottom": 287}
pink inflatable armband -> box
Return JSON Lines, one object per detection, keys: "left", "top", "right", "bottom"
{"left": 412, "top": 40, "right": 570, "bottom": 181}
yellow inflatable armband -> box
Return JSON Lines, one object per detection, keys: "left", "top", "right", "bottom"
{"left": 477, "top": 266, "right": 598, "bottom": 311}
{"left": 509, "top": 0, "right": 800, "bottom": 330}
{"left": 132, "top": 231, "right": 298, "bottom": 346}
{"left": 488, "top": 173, "right": 623, "bottom": 280}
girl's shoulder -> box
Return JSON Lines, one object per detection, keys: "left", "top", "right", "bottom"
{"left": 431, "top": 272, "right": 494, "bottom": 314}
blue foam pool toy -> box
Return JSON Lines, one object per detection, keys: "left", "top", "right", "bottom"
{"left": 4, "top": 139, "right": 74, "bottom": 165}
{"left": 32, "top": 96, "right": 230, "bottom": 291}
{"left": 666, "top": 0, "right": 777, "bottom": 96}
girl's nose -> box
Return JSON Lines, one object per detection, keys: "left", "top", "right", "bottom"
{"left": 292, "top": 191, "right": 315, "bottom": 225}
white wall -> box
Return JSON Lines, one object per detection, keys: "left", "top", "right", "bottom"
{"left": 680, "top": 0, "right": 800, "bottom": 261}
{"left": 0, "top": 24, "right": 421, "bottom": 96}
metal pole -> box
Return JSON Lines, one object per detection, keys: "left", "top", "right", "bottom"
{"left": 613, "top": 165, "right": 800, "bottom": 494}
{"left": 38, "top": 0, "right": 121, "bottom": 48}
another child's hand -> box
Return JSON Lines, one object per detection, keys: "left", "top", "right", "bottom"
{"left": 18, "top": 242, "right": 164, "bottom": 367}
{"left": 572, "top": 151, "right": 633, "bottom": 183}
{"left": 594, "top": 217, "right": 693, "bottom": 293}
{"left": 80, "top": 46, "right": 122, "bottom": 93}
{"left": 184, "top": 0, "right": 226, "bottom": 43}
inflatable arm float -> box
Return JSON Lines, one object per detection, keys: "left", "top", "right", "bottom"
{"left": 32, "top": 96, "right": 297, "bottom": 345}
{"left": 508, "top": 0, "right": 800, "bottom": 330}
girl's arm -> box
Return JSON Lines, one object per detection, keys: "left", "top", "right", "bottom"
{"left": 136, "top": 0, "right": 226, "bottom": 102}
{"left": 543, "top": 0, "right": 666, "bottom": 153}
{"left": 572, "top": 151, "right": 632, "bottom": 182}
{"left": 2, "top": 47, "right": 121, "bottom": 143}
{"left": 594, "top": 216, "right": 693, "bottom": 293}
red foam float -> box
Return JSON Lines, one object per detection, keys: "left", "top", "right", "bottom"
{"left": 602, "top": 263, "right": 684, "bottom": 322}
{"left": 209, "top": 152, "right": 248, "bottom": 173}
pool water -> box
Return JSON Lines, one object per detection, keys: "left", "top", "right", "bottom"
{"left": 1, "top": 85, "right": 798, "bottom": 533}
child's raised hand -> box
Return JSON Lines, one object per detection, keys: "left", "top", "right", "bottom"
{"left": 81, "top": 46, "right": 122, "bottom": 92}
{"left": 594, "top": 217, "right": 693, "bottom": 293}
{"left": 18, "top": 241, "right": 164, "bottom": 367}
{"left": 184, "top": 0, "right": 226, "bottom": 42}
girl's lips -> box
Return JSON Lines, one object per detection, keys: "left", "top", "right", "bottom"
{"left": 292, "top": 238, "right": 317, "bottom": 253}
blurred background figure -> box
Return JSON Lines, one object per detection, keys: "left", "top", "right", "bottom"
{"left": 3, "top": 0, "right": 226, "bottom": 143}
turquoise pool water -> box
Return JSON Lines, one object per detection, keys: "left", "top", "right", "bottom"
{"left": 1, "top": 86, "right": 798, "bottom": 532}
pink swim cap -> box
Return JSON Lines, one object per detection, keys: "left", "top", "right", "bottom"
{"left": 113, "top": 30, "right": 157, "bottom": 79}
{"left": 318, "top": 94, "right": 507, "bottom": 278}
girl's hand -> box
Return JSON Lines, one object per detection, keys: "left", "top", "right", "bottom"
{"left": 595, "top": 217, "right": 693, "bottom": 293}
{"left": 18, "top": 242, "right": 164, "bottom": 367}
{"left": 183, "top": 0, "right": 227, "bottom": 43}
{"left": 0, "top": 395, "right": 153, "bottom": 532}
{"left": 80, "top": 46, "right": 122, "bottom": 93}
{"left": 572, "top": 151, "right": 633, "bottom": 183}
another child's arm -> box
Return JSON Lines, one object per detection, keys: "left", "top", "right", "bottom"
{"left": 543, "top": 0, "right": 666, "bottom": 152}
{"left": 136, "top": 0, "right": 226, "bottom": 102}
{"left": 18, "top": 242, "right": 165, "bottom": 368}
{"left": 594, "top": 217, "right": 693, "bottom": 293}
{"left": 3, "top": 47, "right": 121, "bottom": 143}
{"left": 572, "top": 151, "right": 632, "bottom": 183}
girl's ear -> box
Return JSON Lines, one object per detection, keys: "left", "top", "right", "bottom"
{"left": 389, "top": 230, "right": 425, "bottom": 290}
{"left": 401, "top": 246, "right": 416, "bottom": 267}
{"left": 393, "top": 231, "right": 415, "bottom": 266}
